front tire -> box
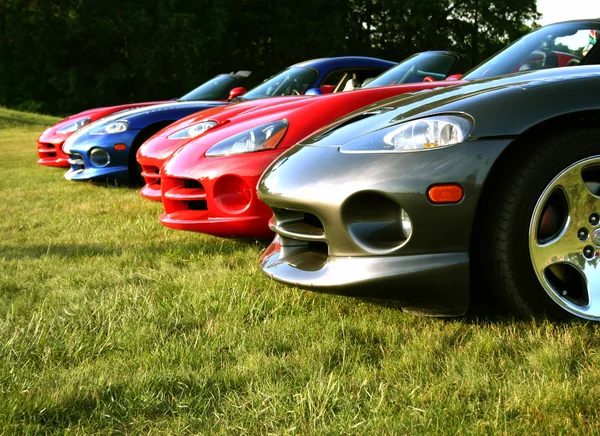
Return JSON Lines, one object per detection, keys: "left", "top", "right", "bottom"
{"left": 479, "top": 129, "right": 600, "bottom": 320}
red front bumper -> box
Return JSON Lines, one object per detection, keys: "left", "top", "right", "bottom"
{"left": 37, "top": 140, "right": 70, "bottom": 167}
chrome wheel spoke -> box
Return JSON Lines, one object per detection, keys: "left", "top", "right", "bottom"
{"left": 559, "top": 165, "right": 599, "bottom": 228}
{"left": 530, "top": 232, "right": 585, "bottom": 274}
{"left": 530, "top": 156, "right": 600, "bottom": 320}
{"left": 583, "top": 263, "right": 600, "bottom": 312}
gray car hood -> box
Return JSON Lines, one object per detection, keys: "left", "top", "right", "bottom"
{"left": 303, "top": 65, "right": 600, "bottom": 146}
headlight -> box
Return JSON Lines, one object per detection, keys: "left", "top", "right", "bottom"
{"left": 206, "top": 120, "right": 288, "bottom": 157}
{"left": 168, "top": 121, "right": 218, "bottom": 140}
{"left": 90, "top": 120, "right": 129, "bottom": 135}
{"left": 56, "top": 117, "right": 91, "bottom": 135}
{"left": 340, "top": 115, "right": 472, "bottom": 153}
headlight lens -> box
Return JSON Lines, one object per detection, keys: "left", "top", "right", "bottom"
{"left": 340, "top": 115, "right": 472, "bottom": 153}
{"left": 206, "top": 120, "right": 288, "bottom": 157}
{"left": 56, "top": 117, "right": 91, "bottom": 135}
{"left": 90, "top": 121, "right": 129, "bottom": 135}
{"left": 168, "top": 120, "right": 218, "bottom": 140}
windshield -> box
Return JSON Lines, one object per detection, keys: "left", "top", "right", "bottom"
{"left": 363, "top": 52, "right": 459, "bottom": 88}
{"left": 464, "top": 21, "right": 600, "bottom": 80}
{"left": 179, "top": 75, "right": 239, "bottom": 101}
{"left": 243, "top": 67, "right": 318, "bottom": 100}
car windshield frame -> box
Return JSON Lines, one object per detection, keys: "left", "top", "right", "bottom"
{"left": 363, "top": 52, "right": 460, "bottom": 88}
{"left": 242, "top": 66, "right": 319, "bottom": 100}
{"left": 179, "top": 74, "right": 240, "bottom": 101}
{"left": 464, "top": 21, "right": 600, "bottom": 80}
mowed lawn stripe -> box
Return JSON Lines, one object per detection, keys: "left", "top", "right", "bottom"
{"left": 1, "top": 107, "right": 600, "bottom": 434}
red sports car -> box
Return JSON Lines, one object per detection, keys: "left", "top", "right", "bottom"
{"left": 36, "top": 71, "right": 252, "bottom": 167}
{"left": 138, "top": 51, "right": 467, "bottom": 201}
{"left": 156, "top": 51, "right": 470, "bottom": 238}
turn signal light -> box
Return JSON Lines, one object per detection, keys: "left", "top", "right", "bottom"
{"left": 114, "top": 143, "right": 127, "bottom": 151}
{"left": 427, "top": 184, "right": 464, "bottom": 204}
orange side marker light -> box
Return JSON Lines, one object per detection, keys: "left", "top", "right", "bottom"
{"left": 114, "top": 143, "right": 127, "bottom": 151}
{"left": 428, "top": 184, "right": 464, "bottom": 204}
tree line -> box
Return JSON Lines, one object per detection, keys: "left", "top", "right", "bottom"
{"left": 0, "top": 0, "right": 539, "bottom": 116}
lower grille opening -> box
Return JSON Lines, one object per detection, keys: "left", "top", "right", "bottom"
{"left": 304, "top": 213, "right": 324, "bottom": 230}
{"left": 188, "top": 200, "right": 207, "bottom": 211}
{"left": 145, "top": 165, "right": 159, "bottom": 174}
{"left": 184, "top": 179, "right": 203, "bottom": 189}
{"left": 308, "top": 241, "right": 328, "bottom": 255}
{"left": 282, "top": 238, "right": 329, "bottom": 272}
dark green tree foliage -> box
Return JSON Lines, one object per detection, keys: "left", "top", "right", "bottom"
{"left": 0, "top": 0, "right": 539, "bottom": 115}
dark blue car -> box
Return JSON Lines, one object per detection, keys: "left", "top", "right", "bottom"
{"left": 63, "top": 57, "right": 396, "bottom": 184}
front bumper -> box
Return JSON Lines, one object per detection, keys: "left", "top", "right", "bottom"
{"left": 137, "top": 136, "right": 188, "bottom": 201}
{"left": 258, "top": 139, "right": 512, "bottom": 315}
{"left": 64, "top": 130, "right": 138, "bottom": 183}
{"left": 261, "top": 237, "right": 470, "bottom": 316}
{"left": 37, "top": 135, "right": 70, "bottom": 167}
{"left": 159, "top": 147, "right": 283, "bottom": 238}
{"left": 65, "top": 164, "right": 130, "bottom": 182}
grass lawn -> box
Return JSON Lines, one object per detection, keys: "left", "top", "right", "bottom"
{"left": 2, "top": 107, "right": 600, "bottom": 434}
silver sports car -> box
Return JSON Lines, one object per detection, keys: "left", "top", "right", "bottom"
{"left": 258, "top": 56, "right": 600, "bottom": 320}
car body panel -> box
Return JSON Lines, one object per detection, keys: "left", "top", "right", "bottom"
{"left": 257, "top": 64, "right": 600, "bottom": 316}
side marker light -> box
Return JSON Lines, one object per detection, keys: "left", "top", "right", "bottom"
{"left": 428, "top": 184, "right": 464, "bottom": 204}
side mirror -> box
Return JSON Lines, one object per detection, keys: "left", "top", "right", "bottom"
{"left": 445, "top": 74, "right": 463, "bottom": 81}
{"left": 228, "top": 87, "right": 247, "bottom": 100}
{"left": 422, "top": 76, "right": 435, "bottom": 83}
{"left": 319, "top": 84, "right": 335, "bottom": 94}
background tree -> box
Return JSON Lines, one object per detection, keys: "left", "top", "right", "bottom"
{"left": 0, "top": 0, "right": 539, "bottom": 115}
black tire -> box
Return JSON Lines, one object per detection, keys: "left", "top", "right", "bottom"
{"left": 128, "top": 122, "right": 173, "bottom": 186}
{"left": 476, "top": 128, "right": 600, "bottom": 320}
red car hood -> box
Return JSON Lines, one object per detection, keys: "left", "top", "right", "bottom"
{"left": 148, "top": 96, "right": 315, "bottom": 139}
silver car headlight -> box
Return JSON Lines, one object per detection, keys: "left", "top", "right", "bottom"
{"left": 168, "top": 120, "right": 218, "bottom": 140}
{"left": 56, "top": 117, "right": 91, "bottom": 135}
{"left": 90, "top": 120, "right": 129, "bottom": 135}
{"left": 340, "top": 115, "right": 472, "bottom": 153}
{"left": 206, "top": 120, "right": 288, "bottom": 157}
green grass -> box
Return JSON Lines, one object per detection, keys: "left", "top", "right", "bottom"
{"left": 2, "top": 107, "right": 600, "bottom": 434}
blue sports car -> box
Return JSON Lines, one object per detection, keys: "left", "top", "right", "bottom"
{"left": 62, "top": 57, "right": 396, "bottom": 184}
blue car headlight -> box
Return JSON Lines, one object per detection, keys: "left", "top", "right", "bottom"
{"left": 90, "top": 120, "right": 130, "bottom": 135}
{"left": 206, "top": 120, "right": 288, "bottom": 157}
{"left": 56, "top": 117, "right": 91, "bottom": 135}
{"left": 168, "top": 120, "right": 218, "bottom": 140}
{"left": 340, "top": 115, "right": 473, "bottom": 153}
